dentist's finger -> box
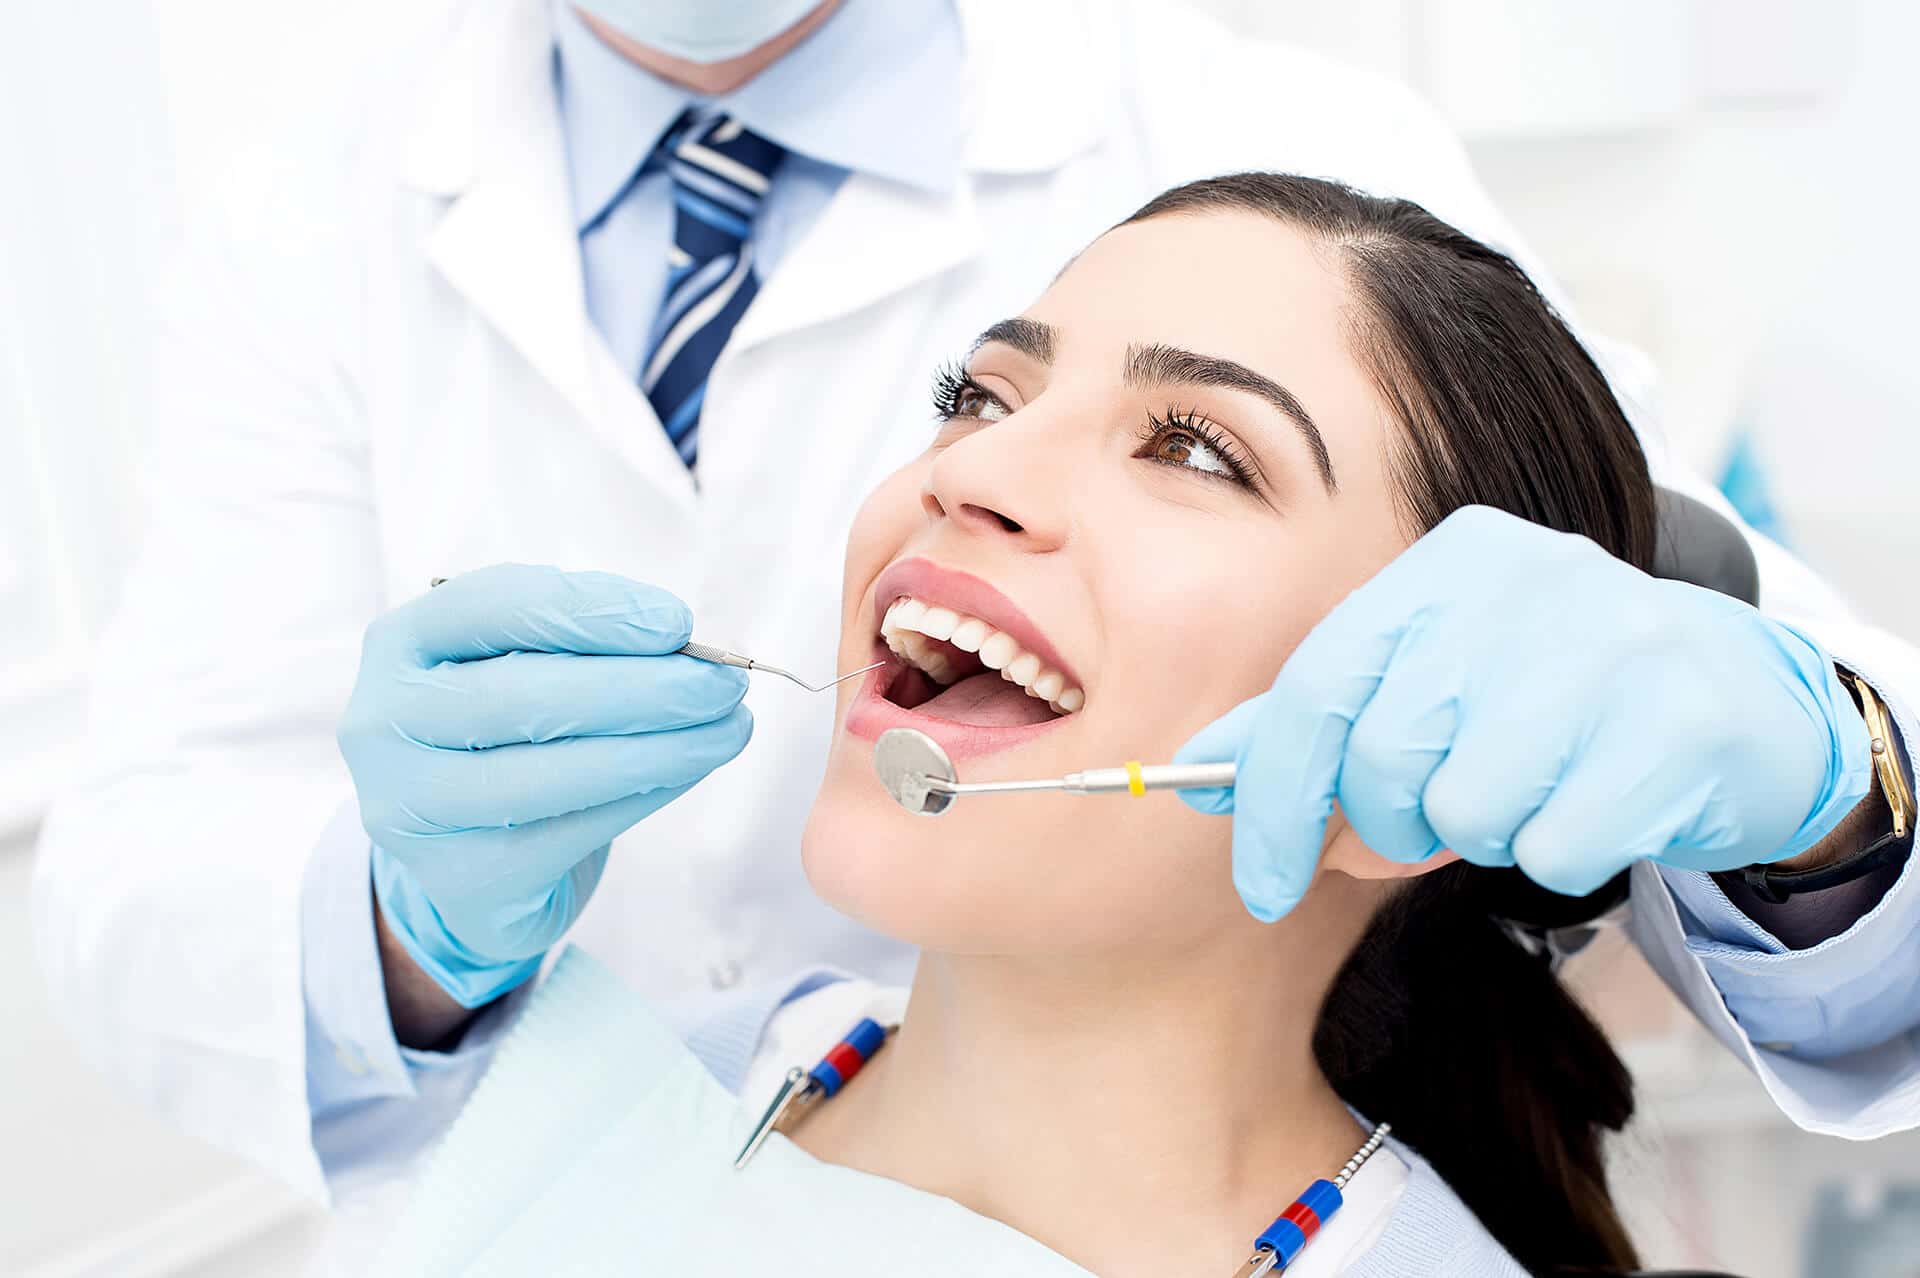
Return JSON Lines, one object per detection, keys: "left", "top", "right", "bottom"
{"left": 378, "top": 565, "right": 694, "bottom": 665}
{"left": 1173, "top": 694, "right": 1267, "bottom": 814}
{"left": 402, "top": 783, "right": 699, "bottom": 910}
{"left": 382, "top": 706, "right": 754, "bottom": 834}
{"left": 1228, "top": 608, "right": 1424, "bottom": 920}
{"left": 1508, "top": 723, "right": 1682, "bottom": 896}
{"left": 1334, "top": 652, "right": 1456, "bottom": 865}
{"left": 1419, "top": 699, "right": 1574, "bottom": 869}
{"left": 392, "top": 651, "right": 749, "bottom": 747}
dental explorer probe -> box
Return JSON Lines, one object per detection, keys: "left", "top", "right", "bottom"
{"left": 874, "top": 727, "right": 1236, "bottom": 816}
{"left": 427, "top": 577, "right": 881, "bottom": 694}
{"left": 674, "top": 642, "right": 883, "bottom": 694}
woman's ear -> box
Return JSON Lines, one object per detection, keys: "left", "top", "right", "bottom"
{"left": 1321, "top": 803, "right": 1462, "bottom": 881}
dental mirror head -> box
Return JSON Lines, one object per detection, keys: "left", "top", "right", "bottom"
{"left": 874, "top": 728, "right": 958, "bottom": 816}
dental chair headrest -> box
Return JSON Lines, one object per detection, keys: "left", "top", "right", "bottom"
{"left": 1651, "top": 486, "right": 1760, "bottom": 607}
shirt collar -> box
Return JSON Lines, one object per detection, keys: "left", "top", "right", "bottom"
{"left": 552, "top": 0, "right": 964, "bottom": 234}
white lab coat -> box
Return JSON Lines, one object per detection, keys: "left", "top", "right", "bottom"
{"left": 32, "top": 0, "right": 1920, "bottom": 1201}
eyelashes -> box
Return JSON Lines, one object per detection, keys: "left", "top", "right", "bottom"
{"left": 930, "top": 360, "right": 971, "bottom": 418}
{"left": 929, "top": 363, "right": 1259, "bottom": 493}
{"left": 1133, "top": 406, "right": 1259, "bottom": 489}
{"left": 931, "top": 360, "right": 998, "bottom": 421}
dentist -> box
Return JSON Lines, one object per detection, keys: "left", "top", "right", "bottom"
{"left": 33, "top": 0, "right": 1920, "bottom": 1202}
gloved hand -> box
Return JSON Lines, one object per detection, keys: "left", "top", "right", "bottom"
{"left": 338, "top": 565, "right": 752, "bottom": 1006}
{"left": 1176, "top": 505, "right": 1872, "bottom": 922}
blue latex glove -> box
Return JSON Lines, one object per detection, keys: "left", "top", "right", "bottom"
{"left": 338, "top": 565, "right": 752, "bottom": 1006}
{"left": 1176, "top": 506, "right": 1872, "bottom": 922}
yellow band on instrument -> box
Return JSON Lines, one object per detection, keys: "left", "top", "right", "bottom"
{"left": 1124, "top": 760, "right": 1146, "bottom": 797}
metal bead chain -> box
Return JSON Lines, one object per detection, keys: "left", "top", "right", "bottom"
{"left": 1333, "top": 1122, "right": 1392, "bottom": 1189}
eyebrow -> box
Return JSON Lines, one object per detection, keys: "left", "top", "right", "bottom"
{"left": 1125, "top": 343, "right": 1336, "bottom": 493}
{"left": 970, "top": 318, "right": 1335, "bottom": 494}
{"left": 972, "top": 317, "right": 1056, "bottom": 364}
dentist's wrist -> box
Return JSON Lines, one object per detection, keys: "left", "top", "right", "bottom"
{"left": 1711, "top": 667, "right": 1912, "bottom": 947}
{"left": 372, "top": 892, "right": 484, "bottom": 1050}
{"left": 1768, "top": 781, "right": 1882, "bottom": 874}
{"left": 370, "top": 844, "right": 544, "bottom": 1014}
{"left": 1760, "top": 627, "right": 1877, "bottom": 863}
{"left": 1772, "top": 666, "right": 1910, "bottom": 874}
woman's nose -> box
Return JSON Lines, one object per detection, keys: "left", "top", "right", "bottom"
{"left": 921, "top": 423, "right": 1071, "bottom": 552}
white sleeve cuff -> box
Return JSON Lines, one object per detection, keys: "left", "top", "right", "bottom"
{"left": 302, "top": 801, "right": 415, "bottom": 1115}
{"left": 301, "top": 801, "right": 530, "bottom": 1193}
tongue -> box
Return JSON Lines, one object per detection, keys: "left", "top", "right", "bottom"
{"left": 916, "top": 671, "right": 1059, "bottom": 727}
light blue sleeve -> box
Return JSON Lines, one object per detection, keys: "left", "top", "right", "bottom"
{"left": 1654, "top": 671, "right": 1920, "bottom": 1063}
{"left": 1658, "top": 857, "right": 1920, "bottom": 1059}
{"left": 301, "top": 803, "right": 527, "bottom": 1197}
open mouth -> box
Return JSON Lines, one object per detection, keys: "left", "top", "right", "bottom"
{"left": 877, "top": 597, "right": 1083, "bottom": 725}
{"left": 843, "top": 558, "right": 1086, "bottom": 760}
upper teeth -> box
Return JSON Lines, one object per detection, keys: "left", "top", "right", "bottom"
{"left": 881, "top": 596, "right": 1086, "bottom": 715}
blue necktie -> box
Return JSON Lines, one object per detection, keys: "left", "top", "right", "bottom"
{"left": 641, "top": 110, "right": 786, "bottom": 469}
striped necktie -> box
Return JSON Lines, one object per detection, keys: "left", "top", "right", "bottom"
{"left": 641, "top": 110, "right": 786, "bottom": 469}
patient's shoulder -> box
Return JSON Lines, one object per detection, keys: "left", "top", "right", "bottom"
{"left": 1346, "top": 1139, "right": 1531, "bottom": 1277}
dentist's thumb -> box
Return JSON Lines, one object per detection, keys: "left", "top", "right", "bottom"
{"left": 1176, "top": 688, "right": 1344, "bottom": 923}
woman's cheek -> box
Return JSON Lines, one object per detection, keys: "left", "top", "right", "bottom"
{"left": 1127, "top": 535, "right": 1305, "bottom": 701}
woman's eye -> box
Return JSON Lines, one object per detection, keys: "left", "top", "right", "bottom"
{"left": 1134, "top": 411, "right": 1256, "bottom": 489}
{"left": 953, "top": 384, "right": 1009, "bottom": 422}
{"left": 932, "top": 363, "right": 1011, "bottom": 423}
{"left": 1144, "top": 426, "right": 1237, "bottom": 478}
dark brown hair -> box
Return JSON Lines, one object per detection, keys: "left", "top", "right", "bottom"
{"left": 1124, "top": 173, "right": 1656, "bottom": 1275}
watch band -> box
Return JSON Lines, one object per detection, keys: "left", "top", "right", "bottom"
{"left": 1741, "top": 828, "right": 1910, "bottom": 905}
{"left": 1742, "top": 672, "right": 1913, "bottom": 904}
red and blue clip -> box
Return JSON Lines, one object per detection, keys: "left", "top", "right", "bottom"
{"left": 1232, "top": 1122, "right": 1392, "bottom": 1276}
{"left": 734, "top": 1017, "right": 891, "bottom": 1169}
{"left": 1232, "top": 1177, "right": 1346, "bottom": 1276}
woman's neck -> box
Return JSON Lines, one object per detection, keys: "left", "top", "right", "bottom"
{"left": 793, "top": 910, "right": 1374, "bottom": 1277}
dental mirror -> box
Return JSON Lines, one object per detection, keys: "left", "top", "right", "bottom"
{"left": 874, "top": 727, "right": 959, "bottom": 815}
{"left": 872, "top": 727, "right": 1240, "bottom": 816}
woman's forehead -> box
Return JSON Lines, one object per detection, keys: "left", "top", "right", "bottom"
{"left": 1005, "top": 212, "right": 1394, "bottom": 491}
{"left": 1029, "top": 212, "right": 1359, "bottom": 374}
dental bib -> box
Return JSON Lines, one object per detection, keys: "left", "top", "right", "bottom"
{"left": 377, "top": 950, "right": 1094, "bottom": 1277}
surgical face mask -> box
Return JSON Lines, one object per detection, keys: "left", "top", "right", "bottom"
{"left": 572, "top": 0, "right": 829, "bottom": 64}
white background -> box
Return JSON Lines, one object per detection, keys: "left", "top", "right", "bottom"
{"left": 4, "top": 1, "right": 1919, "bottom": 1274}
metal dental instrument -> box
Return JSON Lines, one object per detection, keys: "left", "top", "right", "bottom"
{"left": 874, "top": 727, "right": 1236, "bottom": 816}
{"left": 676, "top": 641, "right": 883, "bottom": 694}
{"left": 427, "top": 577, "right": 879, "bottom": 694}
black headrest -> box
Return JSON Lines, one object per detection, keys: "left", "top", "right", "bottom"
{"left": 1651, "top": 486, "right": 1760, "bottom": 606}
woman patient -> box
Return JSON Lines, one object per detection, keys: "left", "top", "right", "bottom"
{"left": 382, "top": 174, "right": 1654, "bottom": 1277}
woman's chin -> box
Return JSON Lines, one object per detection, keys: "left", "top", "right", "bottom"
{"left": 803, "top": 785, "right": 955, "bottom": 947}
{"left": 801, "top": 769, "right": 1037, "bottom": 954}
